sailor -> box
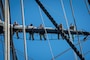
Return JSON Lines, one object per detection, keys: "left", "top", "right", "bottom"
{"left": 39, "top": 24, "right": 46, "bottom": 40}
{"left": 58, "top": 24, "right": 64, "bottom": 40}
{"left": 13, "top": 21, "right": 19, "bottom": 39}
{"left": 69, "top": 23, "right": 75, "bottom": 41}
{"left": 59, "top": 24, "right": 63, "bottom": 30}
{"left": 29, "top": 24, "right": 34, "bottom": 40}
{"left": 70, "top": 24, "right": 75, "bottom": 31}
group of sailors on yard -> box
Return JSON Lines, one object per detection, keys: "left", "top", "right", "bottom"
{"left": 13, "top": 21, "right": 75, "bottom": 40}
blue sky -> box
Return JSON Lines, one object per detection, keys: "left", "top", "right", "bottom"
{"left": 0, "top": 0, "right": 90, "bottom": 60}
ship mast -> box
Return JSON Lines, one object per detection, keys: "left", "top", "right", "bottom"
{"left": 4, "top": 0, "right": 10, "bottom": 60}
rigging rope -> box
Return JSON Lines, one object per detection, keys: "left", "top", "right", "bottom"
{"left": 70, "top": 0, "right": 83, "bottom": 58}
{"left": 20, "top": 0, "right": 28, "bottom": 60}
{"left": 60, "top": 0, "right": 73, "bottom": 43}
{"left": 60, "top": 0, "right": 78, "bottom": 60}
{"left": 53, "top": 37, "right": 90, "bottom": 59}
{"left": 15, "top": 49, "right": 33, "bottom": 60}
{"left": 84, "top": 0, "right": 90, "bottom": 14}
{"left": 35, "top": 0, "right": 85, "bottom": 59}
{"left": 38, "top": 5, "right": 55, "bottom": 60}
{"left": 41, "top": 3, "right": 64, "bottom": 20}
{"left": 84, "top": 50, "right": 90, "bottom": 56}
{"left": 54, "top": 40, "right": 84, "bottom": 59}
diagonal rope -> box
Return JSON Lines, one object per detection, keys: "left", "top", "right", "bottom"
{"left": 20, "top": 0, "right": 28, "bottom": 60}
{"left": 38, "top": 5, "right": 55, "bottom": 60}
{"left": 54, "top": 40, "right": 84, "bottom": 59}
{"left": 35, "top": 0, "right": 85, "bottom": 60}
{"left": 84, "top": 0, "right": 90, "bottom": 14}
{"left": 15, "top": 49, "right": 33, "bottom": 60}
{"left": 53, "top": 36, "right": 90, "bottom": 59}
{"left": 60, "top": 0, "right": 73, "bottom": 42}
{"left": 70, "top": 0, "right": 83, "bottom": 58}
{"left": 41, "top": 3, "right": 64, "bottom": 20}
{"left": 84, "top": 50, "right": 90, "bottom": 56}
{"left": 60, "top": 0, "right": 78, "bottom": 60}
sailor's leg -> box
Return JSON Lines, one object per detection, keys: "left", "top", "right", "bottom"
{"left": 58, "top": 33, "right": 60, "bottom": 40}
{"left": 16, "top": 31, "right": 19, "bottom": 39}
{"left": 31, "top": 33, "right": 34, "bottom": 40}
{"left": 40, "top": 34, "right": 42, "bottom": 40}
{"left": 29, "top": 33, "right": 31, "bottom": 40}
{"left": 43, "top": 34, "right": 46, "bottom": 40}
